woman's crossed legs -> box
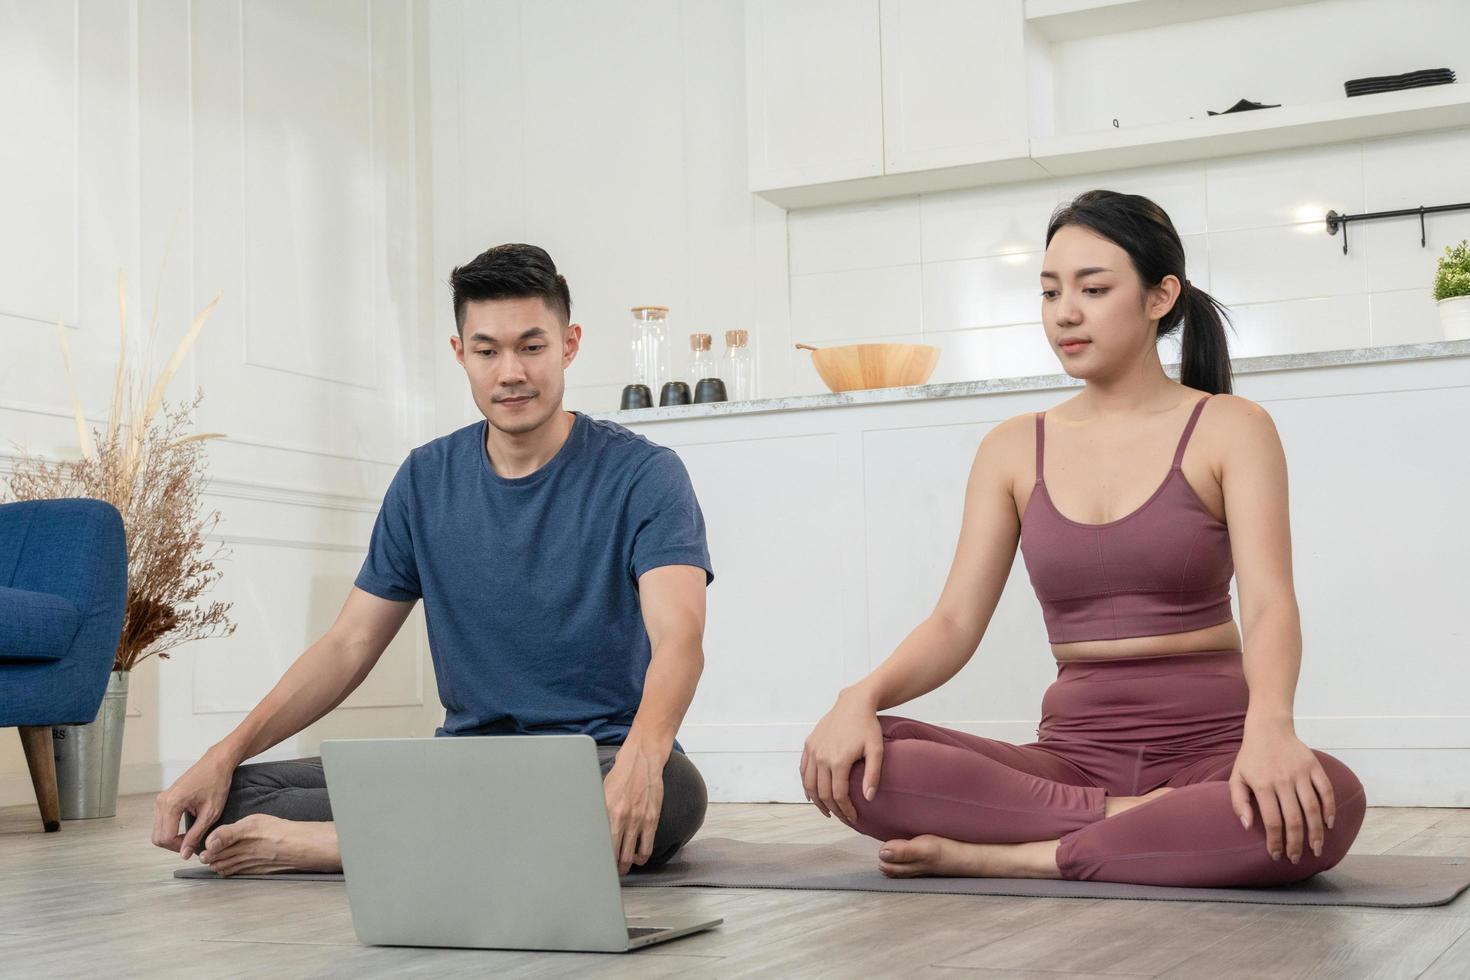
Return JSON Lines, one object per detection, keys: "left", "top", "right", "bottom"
{"left": 844, "top": 716, "right": 1366, "bottom": 888}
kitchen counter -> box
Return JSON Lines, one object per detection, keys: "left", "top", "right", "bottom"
{"left": 594, "top": 338, "right": 1470, "bottom": 424}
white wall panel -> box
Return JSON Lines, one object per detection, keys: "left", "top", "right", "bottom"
{"left": 189, "top": 538, "right": 426, "bottom": 714}
{"left": 0, "top": 0, "right": 439, "bottom": 808}
{"left": 0, "top": 0, "right": 76, "bottom": 328}
{"left": 241, "top": 0, "right": 378, "bottom": 390}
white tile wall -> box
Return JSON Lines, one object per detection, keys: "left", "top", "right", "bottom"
{"left": 919, "top": 182, "right": 1059, "bottom": 262}
{"left": 1227, "top": 295, "right": 1373, "bottom": 358}
{"left": 784, "top": 126, "right": 1470, "bottom": 387}
{"left": 1362, "top": 127, "right": 1470, "bottom": 209}
{"left": 1205, "top": 144, "right": 1365, "bottom": 233}
{"left": 788, "top": 264, "right": 923, "bottom": 343}
{"left": 1053, "top": 162, "right": 1210, "bottom": 236}
{"left": 1370, "top": 289, "right": 1445, "bottom": 347}
{"left": 926, "top": 321, "right": 1056, "bottom": 385}
{"left": 1180, "top": 235, "right": 1211, "bottom": 294}
{"left": 432, "top": 0, "right": 761, "bottom": 419}
{"left": 922, "top": 252, "right": 1044, "bottom": 332}
{"left": 1363, "top": 212, "right": 1470, "bottom": 294}
{"left": 787, "top": 197, "right": 920, "bottom": 275}
{"left": 1209, "top": 223, "right": 1369, "bottom": 306}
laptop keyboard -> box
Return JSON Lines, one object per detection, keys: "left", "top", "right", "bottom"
{"left": 628, "top": 927, "right": 665, "bottom": 939}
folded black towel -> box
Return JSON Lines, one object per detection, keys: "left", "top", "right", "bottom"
{"left": 1345, "top": 68, "right": 1455, "bottom": 97}
{"left": 1346, "top": 78, "right": 1455, "bottom": 97}
{"left": 1346, "top": 67, "right": 1454, "bottom": 87}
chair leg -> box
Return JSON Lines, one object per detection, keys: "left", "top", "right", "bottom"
{"left": 18, "top": 727, "right": 61, "bottom": 832}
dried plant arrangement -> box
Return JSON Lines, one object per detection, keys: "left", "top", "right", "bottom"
{"left": 4, "top": 273, "right": 236, "bottom": 670}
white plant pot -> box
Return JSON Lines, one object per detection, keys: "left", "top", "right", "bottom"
{"left": 1439, "top": 295, "right": 1470, "bottom": 341}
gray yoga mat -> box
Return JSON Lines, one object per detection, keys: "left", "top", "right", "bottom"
{"left": 173, "top": 837, "right": 1470, "bottom": 908}
{"left": 619, "top": 837, "right": 1470, "bottom": 909}
{"left": 175, "top": 867, "right": 344, "bottom": 882}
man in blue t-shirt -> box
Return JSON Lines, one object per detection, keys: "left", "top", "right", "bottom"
{"left": 153, "top": 244, "right": 715, "bottom": 876}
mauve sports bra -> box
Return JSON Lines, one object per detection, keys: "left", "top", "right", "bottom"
{"left": 1019, "top": 395, "right": 1235, "bottom": 645}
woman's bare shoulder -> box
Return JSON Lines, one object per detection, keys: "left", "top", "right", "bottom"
{"left": 1202, "top": 392, "right": 1279, "bottom": 433}
{"left": 971, "top": 412, "right": 1045, "bottom": 497}
{"left": 1197, "top": 393, "right": 1286, "bottom": 480}
{"left": 979, "top": 411, "right": 1041, "bottom": 455}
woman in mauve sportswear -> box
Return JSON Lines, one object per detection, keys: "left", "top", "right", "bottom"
{"left": 801, "top": 190, "right": 1365, "bottom": 887}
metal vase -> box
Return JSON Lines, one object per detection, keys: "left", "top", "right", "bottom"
{"left": 52, "top": 670, "right": 129, "bottom": 820}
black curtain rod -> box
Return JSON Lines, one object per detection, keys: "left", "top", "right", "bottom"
{"left": 1325, "top": 201, "right": 1470, "bottom": 255}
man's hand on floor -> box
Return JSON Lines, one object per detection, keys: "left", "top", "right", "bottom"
{"left": 152, "top": 749, "right": 236, "bottom": 859}
{"left": 603, "top": 744, "right": 664, "bottom": 874}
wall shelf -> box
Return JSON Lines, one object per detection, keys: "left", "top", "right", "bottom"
{"left": 1023, "top": 0, "right": 1324, "bottom": 42}
{"left": 1030, "top": 83, "right": 1470, "bottom": 175}
{"left": 754, "top": 84, "right": 1470, "bottom": 210}
{"left": 756, "top": 150, "right": 1047, "bottom": 210}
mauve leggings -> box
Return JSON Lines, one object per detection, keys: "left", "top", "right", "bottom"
{"left": 845, "top": 650, "right": 1367, "bottom": 887}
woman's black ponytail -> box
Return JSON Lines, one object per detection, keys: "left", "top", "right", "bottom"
{"left": 1173, "top": 280, "right": 1233, "bottom": 395}
{"left": 1046, "top": 190, "right": 1234, "bottom": 395}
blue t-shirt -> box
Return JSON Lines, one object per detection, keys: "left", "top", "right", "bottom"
{"left": 354, "top": 412, "right": 713, "bottom": 745}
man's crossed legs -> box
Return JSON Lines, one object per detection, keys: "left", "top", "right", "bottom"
{"left": 189, "top": 747, "right": 707, "bottom": 876}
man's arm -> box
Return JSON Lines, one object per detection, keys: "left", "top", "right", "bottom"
{"left": 603, "top": 563, "right": 706, "bottom": 873}
{"left": 151, "top": 587, "right": 416, "bottom": 857}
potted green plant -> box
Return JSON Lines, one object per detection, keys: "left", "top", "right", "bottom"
{"left": 1435, "top": 240, "right": 1470, "bottom": 341}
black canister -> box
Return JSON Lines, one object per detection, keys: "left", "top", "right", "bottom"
{"left": 659, "top": 381, "right": 692, "bottom": 407}
{"left": 693, "top": 378, "right": 728, "bottom": 403}
{"left": 619, "top": 384, "right": 653, "bottom": 410}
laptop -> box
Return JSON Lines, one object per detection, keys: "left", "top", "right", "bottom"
{"left": 320, "top": 734, "right": 722, "bottom": 952}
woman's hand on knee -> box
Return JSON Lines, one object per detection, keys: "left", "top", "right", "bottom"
{"left": 1229, "top": 729, "right": 1336, "bottom": 864}
{"left": 800, "top": 690, "right": 884, "bottom": 823}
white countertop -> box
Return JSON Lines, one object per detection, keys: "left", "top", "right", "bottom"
{"left": 594, "top": 338, "right": 1470, "bottom": 424}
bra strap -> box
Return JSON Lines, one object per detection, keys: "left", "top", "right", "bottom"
{"left": 1034, "top": 412, "right": 1046, "bottom": 483}
{"left": 1172, "top": 396, "right": 1212, "bottom": 469}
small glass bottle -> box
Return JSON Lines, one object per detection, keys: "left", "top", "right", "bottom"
{"left": 688, "top": 333, "right": 716, "bottom": 384}
{"left": 721, "top": 329, "right": 754, "bottom": 401}
{"left": 630, "top": 306, "right": 671, "bottom": 392}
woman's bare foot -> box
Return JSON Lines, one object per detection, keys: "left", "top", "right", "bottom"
{"left": 877, "top": 835, "right": 1061, "bottom": 879}
{"left": 875, "top": 787, "right": 1176, "bottom": 880}
{"left": 1103, "top": 785, "right": 1174, "bottom": 818}
{"left": 196, "top": 813, "right": 341, "bottom": 876}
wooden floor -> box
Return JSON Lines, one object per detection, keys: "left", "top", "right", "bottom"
{"left": 2, "top": 797, "right": 1469, "bottom": 979}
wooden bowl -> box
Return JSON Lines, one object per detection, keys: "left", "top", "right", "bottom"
{"left": 804, "top": 343, "right": 940, "bottom": 393}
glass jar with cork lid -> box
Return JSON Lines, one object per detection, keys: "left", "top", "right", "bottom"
{"left": 721, "top": 329, "right": 754, "bottom": 401}
{"left": 630, "top": 306, "right": 671, "bottom": 394}
{"left": 688, "top": 333, "right": 716, "bottom": 386}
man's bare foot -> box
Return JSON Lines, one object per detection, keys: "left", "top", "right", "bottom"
{"left": 877, "top": 835, "right": 1061, "bottom": 880}
{"left": 1103, "top": 785, "right": 1174, "bottom": 818}
{"left": 196, "top": 814, "right": 341, "bottom": 876}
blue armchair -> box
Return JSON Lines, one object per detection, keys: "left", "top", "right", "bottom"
{"left": 0, "top": 498, "right": 127, "bottom": 831}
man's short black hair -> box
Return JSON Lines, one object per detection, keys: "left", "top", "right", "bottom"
{"left": 449, "top": 243, "right": 572, "bottom": 333}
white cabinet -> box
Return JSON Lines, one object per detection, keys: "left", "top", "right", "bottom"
{"left": 744, "top": 0, "right": 1039, "bottom": 206}
{"left": 744, "top": 0, "right": 884, "bottom": 193}
{"left": 745, "top": 0, "right": 1470, "bottom": 210}
{"left": 879, "top": 0, "right": 1030, "bottom": 174}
